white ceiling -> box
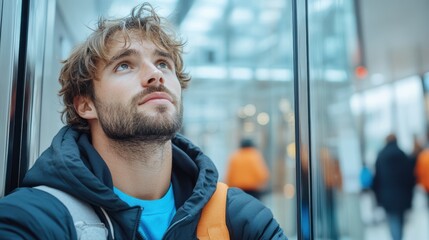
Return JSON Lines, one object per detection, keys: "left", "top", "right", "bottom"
{"left": 359, "top": 0, "right": 429, "bottom": 88}
{"left": 57, "top": 0, "right": 429, "bottom": 89}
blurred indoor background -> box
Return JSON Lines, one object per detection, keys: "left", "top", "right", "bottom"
{"left": 1, "top": 0, "right": 429, "bottom": 239}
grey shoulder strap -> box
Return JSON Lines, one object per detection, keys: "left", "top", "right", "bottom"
{"left": 34, "top": 185, "right": 109, "bottom": 240}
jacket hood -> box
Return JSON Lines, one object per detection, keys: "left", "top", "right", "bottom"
{"left": 23, "top": 126, "right": 126, "bottom": 209}
{"left": 170, "top": 134, "right": 218, "bottom": 219}
{"left": 22, "top": 126, "right": 219, "bottom": 220}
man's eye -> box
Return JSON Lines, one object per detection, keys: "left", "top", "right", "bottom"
{"left": 157, "top": 61, "right": 169, "bottom": 69}
{"left": 116, "top": 63, "right": 130, "bottom": 72}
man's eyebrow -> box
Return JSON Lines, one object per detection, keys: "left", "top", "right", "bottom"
{"left": 105, "top": 49, "right": 139, "bottom": 69}
{"left": 154, "top": 49, "right": 173, "bottom": 61}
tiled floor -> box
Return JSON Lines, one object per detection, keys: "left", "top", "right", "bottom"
{"left": 364, "top": 187, "right": 429, "bottom": 240}
{"left": 269, "top": 187, "right": 429, "bottom": 240}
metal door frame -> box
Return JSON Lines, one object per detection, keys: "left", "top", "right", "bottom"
{"left": 0, "top": 0, "right": 23, "bottom": 197}
{"left": 292, "top": 0, "right": 313, "bottom": 239}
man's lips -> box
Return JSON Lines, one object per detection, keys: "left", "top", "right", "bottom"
{"left": 139, "top": 92, "right": 173, "bottom": 105}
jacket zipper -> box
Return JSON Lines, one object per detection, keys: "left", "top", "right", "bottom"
{"left": 133, "top": 207, "right": 144, "bottom": 240}
{"left": 162, "top": 215, "right": 189, "bottom": 239}
{"left": 136, "top": 233, "right": 144, "bottom": 240}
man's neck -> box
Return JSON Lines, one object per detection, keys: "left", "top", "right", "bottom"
{"left": 91, "top": 127, "right": 173, "bottom": 200}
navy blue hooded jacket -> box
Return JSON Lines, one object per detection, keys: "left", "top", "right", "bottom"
{"left": 372, "top": 140, "right": 415, "bottom": 213}
{"left": 0, "top": 126, "right": 286, "bottom": 239}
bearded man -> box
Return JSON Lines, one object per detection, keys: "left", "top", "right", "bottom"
{"left": 0, "top": 3, "right": 286, "bottom": 240}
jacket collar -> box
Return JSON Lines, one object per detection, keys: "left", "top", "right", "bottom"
{"left": 23, "top": 126, "right": 219, "bottom": 238}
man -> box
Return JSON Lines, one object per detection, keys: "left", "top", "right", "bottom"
{"left": 0, "top": 3, "right": 286, "bottom": 239}
{"left": 225, "top": 138, "right": 270, "bottom": 200}
{"left": 372, "top": 134, "right": 414, "bottom": 240}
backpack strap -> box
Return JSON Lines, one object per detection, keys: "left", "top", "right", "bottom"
{"left": 197, "top": 182, "right": 230, "bottom": 240}
{"left": 34, "top": 185, "right": 109, "bottom": 240}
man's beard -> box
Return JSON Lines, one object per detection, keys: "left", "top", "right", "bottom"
{"left": 94, "top": 86, "right": 183, "bottom": 143}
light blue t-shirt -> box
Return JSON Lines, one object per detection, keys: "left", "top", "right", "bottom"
{"left": 114, "top": 184, "right": 176, "bottom": 240}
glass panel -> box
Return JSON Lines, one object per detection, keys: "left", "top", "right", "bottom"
{"left": 307, "top": 0, "right": 364, "bottom": 239}
{"left": 179, "top": 0, "right": 296, "bottom": 237}
{"left": 38, "top": 0, "right": 297, "bottom": 237}
{"left": 308, "top": 0, "right": 429, "bottom": 239}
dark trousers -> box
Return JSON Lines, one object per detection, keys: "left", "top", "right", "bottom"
{"left": 386, "top": 211, "right": 404, "bottom": 240}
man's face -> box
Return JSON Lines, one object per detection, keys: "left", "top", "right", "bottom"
{"left": 92, "top": 34, "right": 183, "bottom": 142}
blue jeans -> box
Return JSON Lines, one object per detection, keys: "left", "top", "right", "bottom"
{"left": 386, "top": 212, "right": 404, "bottom": 240}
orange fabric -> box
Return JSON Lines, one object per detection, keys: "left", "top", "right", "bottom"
{"left": 416, "top": 149, "right": 429, "bottom": 192}
{"left": 197, "top": 182, "right": 230, "bottom": 240}
{"left": 320, "top": 148, "right": 342, "bottom": 190}
{"left": 225, "top": 148, "right": 269, "bottom": 190}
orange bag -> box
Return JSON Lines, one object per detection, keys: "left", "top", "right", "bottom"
{"left": 197, "top": 182, "right": 230, "bottom": 240}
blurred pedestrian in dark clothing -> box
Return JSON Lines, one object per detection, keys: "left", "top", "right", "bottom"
{"left": 372, "top": 134, "right": 415, "bottom": 240}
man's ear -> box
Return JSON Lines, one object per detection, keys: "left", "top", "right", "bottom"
{"left": 74, "top": 96, "right": 97, "bottom": 120}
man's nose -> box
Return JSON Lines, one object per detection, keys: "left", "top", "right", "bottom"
{"left": 141, "top": 66, "right": 164, "bottom": 87}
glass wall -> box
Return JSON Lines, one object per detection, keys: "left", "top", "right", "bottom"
{"left": 307, "top": 0, "right": 429, "bottom": 239}
{"left": 179, "top": 1, "right": 297, "bottom": 236}
{"left": 35, "top": 0, "right": 299, "bottom": 237}
{"left": 307, "top": 0, "right": 364, "bottom": 238}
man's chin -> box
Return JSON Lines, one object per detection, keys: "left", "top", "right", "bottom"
{"left": 106, "top": 129, "right": 176, "bottom": 143}
{"left": 140, "top": 109, "right": 180, "bottom": 122}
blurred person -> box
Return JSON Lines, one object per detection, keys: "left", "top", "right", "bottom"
{"left": 359, "top": 163, "right": 373, "bottom": 191}
{"left": 0, "top": 3, "right": 287, "bottom": 239}
{"left": 225, "top": 138, "right": 270, "bottom": 200}
{"left": 300, "top": 144, "right": 311, "bottom": 240}
{"left": 372, "top": 134, "right": 415, "bottom": 240}
{"left": 320, "top": 147, "right": 342, "bottom": 240}
{"left": 415, "top": 130, "right": 429, "bottom": 208}
{"left": 359, "top": 162, "right": 377, "bottom": 225}
{"left": 409, "top": 134, "right": 423, "bottom": 167}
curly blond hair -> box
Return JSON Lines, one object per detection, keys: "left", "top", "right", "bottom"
{"left": 58, "top": 3, "right": 190, "bottom": 132}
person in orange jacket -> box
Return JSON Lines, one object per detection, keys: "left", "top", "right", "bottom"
{"left": 415, "top": 147, "right": 429, "bottom": 194}
{"left": 225, "top": 138, "right": 270, "bottom": 200}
